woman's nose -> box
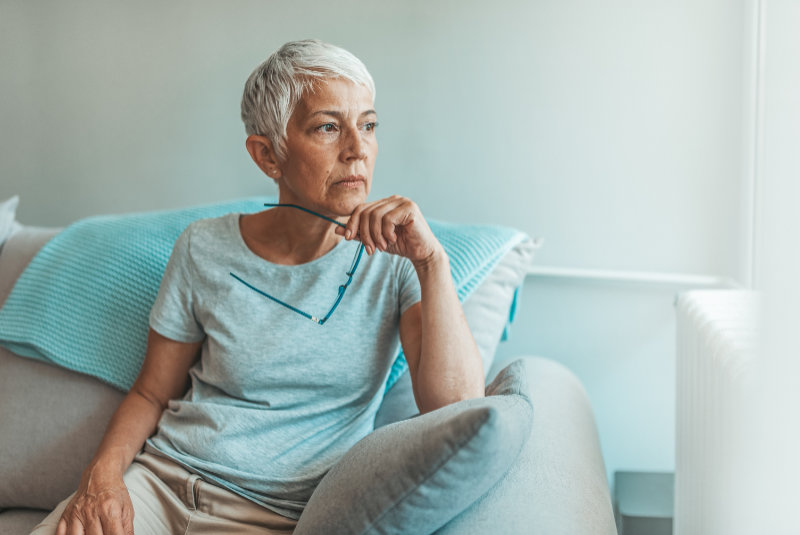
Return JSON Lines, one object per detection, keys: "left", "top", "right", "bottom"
{"left": 341, "top": 127, "right": 367, "bottom": 161}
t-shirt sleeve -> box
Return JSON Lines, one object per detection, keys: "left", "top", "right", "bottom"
{"left": 149, "top": 226, "right": 205, "bottom": 343}
{"left": 397, "top": 257, "right": 422, "bottom": 315}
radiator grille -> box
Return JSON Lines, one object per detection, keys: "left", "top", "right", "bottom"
{"left": 674, "top": 290, "right": 760, "bottom": 535}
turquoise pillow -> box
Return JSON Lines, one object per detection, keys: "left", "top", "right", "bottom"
{"left": 0, "top": 198, "right": 527, "bottom": 392}
{"left": 294, "top": 359, "right": 534, "bottom": 535}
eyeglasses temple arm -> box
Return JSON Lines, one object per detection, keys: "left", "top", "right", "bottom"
{"left": 230, "top": 272, "right": 318, "bottom": 323}
{"left": 320, "top": 243, "right": 365, "bottom": 324}
{"left": 264, "top": 203, "right": 346, "bottom": 228}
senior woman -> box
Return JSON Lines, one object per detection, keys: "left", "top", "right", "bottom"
{"left": 32, "top": 39, "right": 484, "bottom": 535}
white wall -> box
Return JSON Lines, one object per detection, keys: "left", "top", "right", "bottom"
{"left": 0, "top": 0, "right": 751, "bottom": 487}
{"left": 746, "top": 0, "right": 800, "bottom": 531}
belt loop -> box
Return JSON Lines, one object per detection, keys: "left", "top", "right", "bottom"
{"left": 193, "top": 478, "right": 203, "bottom": 512}
{"left": 185, "top": 475, "right": 199, "bottom": 510}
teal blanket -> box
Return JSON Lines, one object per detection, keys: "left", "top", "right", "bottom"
{"left": 0, "top": 198, "right": 527, "bottom": 392}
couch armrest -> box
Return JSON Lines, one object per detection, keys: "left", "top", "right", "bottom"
{"left": 435, "top": 355, "right": 616, "bottom": 535}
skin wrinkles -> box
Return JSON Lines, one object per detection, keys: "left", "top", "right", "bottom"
{"left": 278, "top": 79, "right": 378, "bottom": 218}
{"left": 241, "top": 78, "right": 379, "bottom": 265}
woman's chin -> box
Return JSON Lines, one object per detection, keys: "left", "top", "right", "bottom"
{"left": 332, "top": 200, "right": 364, "bottom": 217}
{"left": 330, "top": 191, "right": 368, "bottom": 215}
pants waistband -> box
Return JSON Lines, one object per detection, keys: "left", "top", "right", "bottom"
{"left": 136, "top": 445, "right": 296, "bottom": 528}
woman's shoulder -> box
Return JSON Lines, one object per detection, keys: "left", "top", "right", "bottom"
{"left": 181, "top": 212, "right": 238, "bottom": 240}
{"left": 174, "top": 213, "right": 239, "bottom": 259}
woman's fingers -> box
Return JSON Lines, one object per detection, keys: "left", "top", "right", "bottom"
{"left": 347, "top": 197, "right": 397, "bottom": 254}
{"left": 66, "top": 517, "right": 86, "bottom": 535}
{"left": 56, "top": 517, "right": 70, "bottom": 535}
{"left": 98, "top": 502, "right": 130, "bottom": 535}
{"left": 58, "top": 499, "right": 86, "bottom": 535}
{"left": 99, "top": 510, "right": 129, "bottom": 535}
{"left": 344, "top": 203, "right": 366, "bottom": 243}
{"left": 359, "top": 209, "right": 374, "bottom": 254}
{"left": 344, "top": 196, "right": 428, "bottom": 258}
{"left": 85, "top": 516, "right": 105, "bottom": 535}
{"left": 367, "top": 199, "right": 403, "bottom": 250}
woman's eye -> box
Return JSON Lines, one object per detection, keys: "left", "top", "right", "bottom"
{"left": 316, "top": 123, "right": 337, "bottom": 133}
{"left": 362, "top": 122, "right": 378, "bottom": 132}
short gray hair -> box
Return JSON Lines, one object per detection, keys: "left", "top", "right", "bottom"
{"left": 241, "top": 39, "right": 376, "bottom": 160}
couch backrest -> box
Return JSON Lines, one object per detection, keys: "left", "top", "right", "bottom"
{"left": 0, "top": 226, "right": 61, "bottom": 308}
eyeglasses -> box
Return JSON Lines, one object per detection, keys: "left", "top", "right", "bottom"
{"left": 229, "top": 203, "right": 365, "bottom": 325}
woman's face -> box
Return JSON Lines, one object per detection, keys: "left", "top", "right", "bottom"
{"left": 276, "top": 78, "right": 378, "bottom": 217}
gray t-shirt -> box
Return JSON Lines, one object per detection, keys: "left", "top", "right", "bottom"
{"left": 146, "top": 212, "right": 421, "bottom": 519}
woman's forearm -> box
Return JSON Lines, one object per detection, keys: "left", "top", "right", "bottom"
{"left": 413, "top": 248, "right": 485, "bottom": 413}
{"left": 83, "top": 389, "right": 164, "bottom": 479}
{"left": 84, "top": 329, "right": 200, "bottom": 481}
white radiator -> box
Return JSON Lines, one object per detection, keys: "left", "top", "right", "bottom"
{"left": 674, "top": 290, "right": 760, "bottom": 535}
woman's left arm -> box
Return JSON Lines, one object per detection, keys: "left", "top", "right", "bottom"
{"left": 340, "top": 195, "right": 485, "bottom": 414}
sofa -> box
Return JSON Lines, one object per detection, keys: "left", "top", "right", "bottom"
{"left": 0, "top": 201, "right": 616, "bottom": 534}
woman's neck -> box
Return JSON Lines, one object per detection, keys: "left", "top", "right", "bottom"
{"left": 240, "top": 206, "right": 344, "bottom": 265}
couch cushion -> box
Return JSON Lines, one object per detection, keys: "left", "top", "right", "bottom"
{"left": 0, "top": 509, "right": 49, "bottom": 535}
{"left": 0, "top": 347, "right": 125, "bottom": 510}
{"left": 294, "top": 359, "right": 534, "bottom": 535}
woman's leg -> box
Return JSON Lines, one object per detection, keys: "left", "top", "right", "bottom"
{"left": 183, "top": 477, "right": 297, "bottom": 535}
{"left": 29, "top": 492, "right": 74, "bottom": 535}
{"left": 31, "top": 449, "right": 298, "bottom": 535}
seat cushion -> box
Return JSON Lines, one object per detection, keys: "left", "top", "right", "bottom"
{"left": 0, "top": 347, "right": 125, "bottom": 510}
{"left": 0, "top": 509, "right": 50, "bottom": 535}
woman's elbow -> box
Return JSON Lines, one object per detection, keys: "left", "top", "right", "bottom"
{"left": 416, "top": 383, "right": 485, "bottom": 414}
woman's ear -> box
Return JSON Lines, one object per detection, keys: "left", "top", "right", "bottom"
{"left": 245, "top": 135, "right": 283, "bottom": 180}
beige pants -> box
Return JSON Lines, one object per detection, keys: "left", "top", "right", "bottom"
{"left": 31, "top": 449, "right": 298, "bottom": 534}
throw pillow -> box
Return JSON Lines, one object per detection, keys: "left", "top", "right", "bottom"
{"left": 294, "top": 359, "right": 533, "bottom": 535}
{"left": 0, "top": 195, "right": 22, "bottom": 250}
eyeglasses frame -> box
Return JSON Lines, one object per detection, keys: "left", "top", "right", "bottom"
{"left": 229, "top": 203, "right": 365, "bottom": 325}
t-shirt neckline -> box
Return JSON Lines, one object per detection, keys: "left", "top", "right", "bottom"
{"left": 231, "top": 212, "right": 351, "bottom": 270}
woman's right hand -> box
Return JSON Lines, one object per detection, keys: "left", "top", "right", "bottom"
{"left": 56, "top": 465, "right": 134, "bottom": 535}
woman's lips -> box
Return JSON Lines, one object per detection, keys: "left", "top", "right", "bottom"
{"left": 335, "top": 176, "right": 365, "bottom": 189}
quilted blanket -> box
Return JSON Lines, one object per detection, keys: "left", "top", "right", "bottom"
{"left": 0, "top": 197, "right": 527, "bottom": 392}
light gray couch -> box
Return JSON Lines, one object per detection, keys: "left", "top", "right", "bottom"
{"left": 0, "top": 223, "right": 615, "bottom": 534}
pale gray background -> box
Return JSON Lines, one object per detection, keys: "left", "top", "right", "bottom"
{"left": 2, "top": 0, "right": 793, "bottom": 490}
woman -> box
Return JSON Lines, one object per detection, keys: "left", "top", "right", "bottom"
{"left": 34, "top": 39, "right": 484, "bottom": 535}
